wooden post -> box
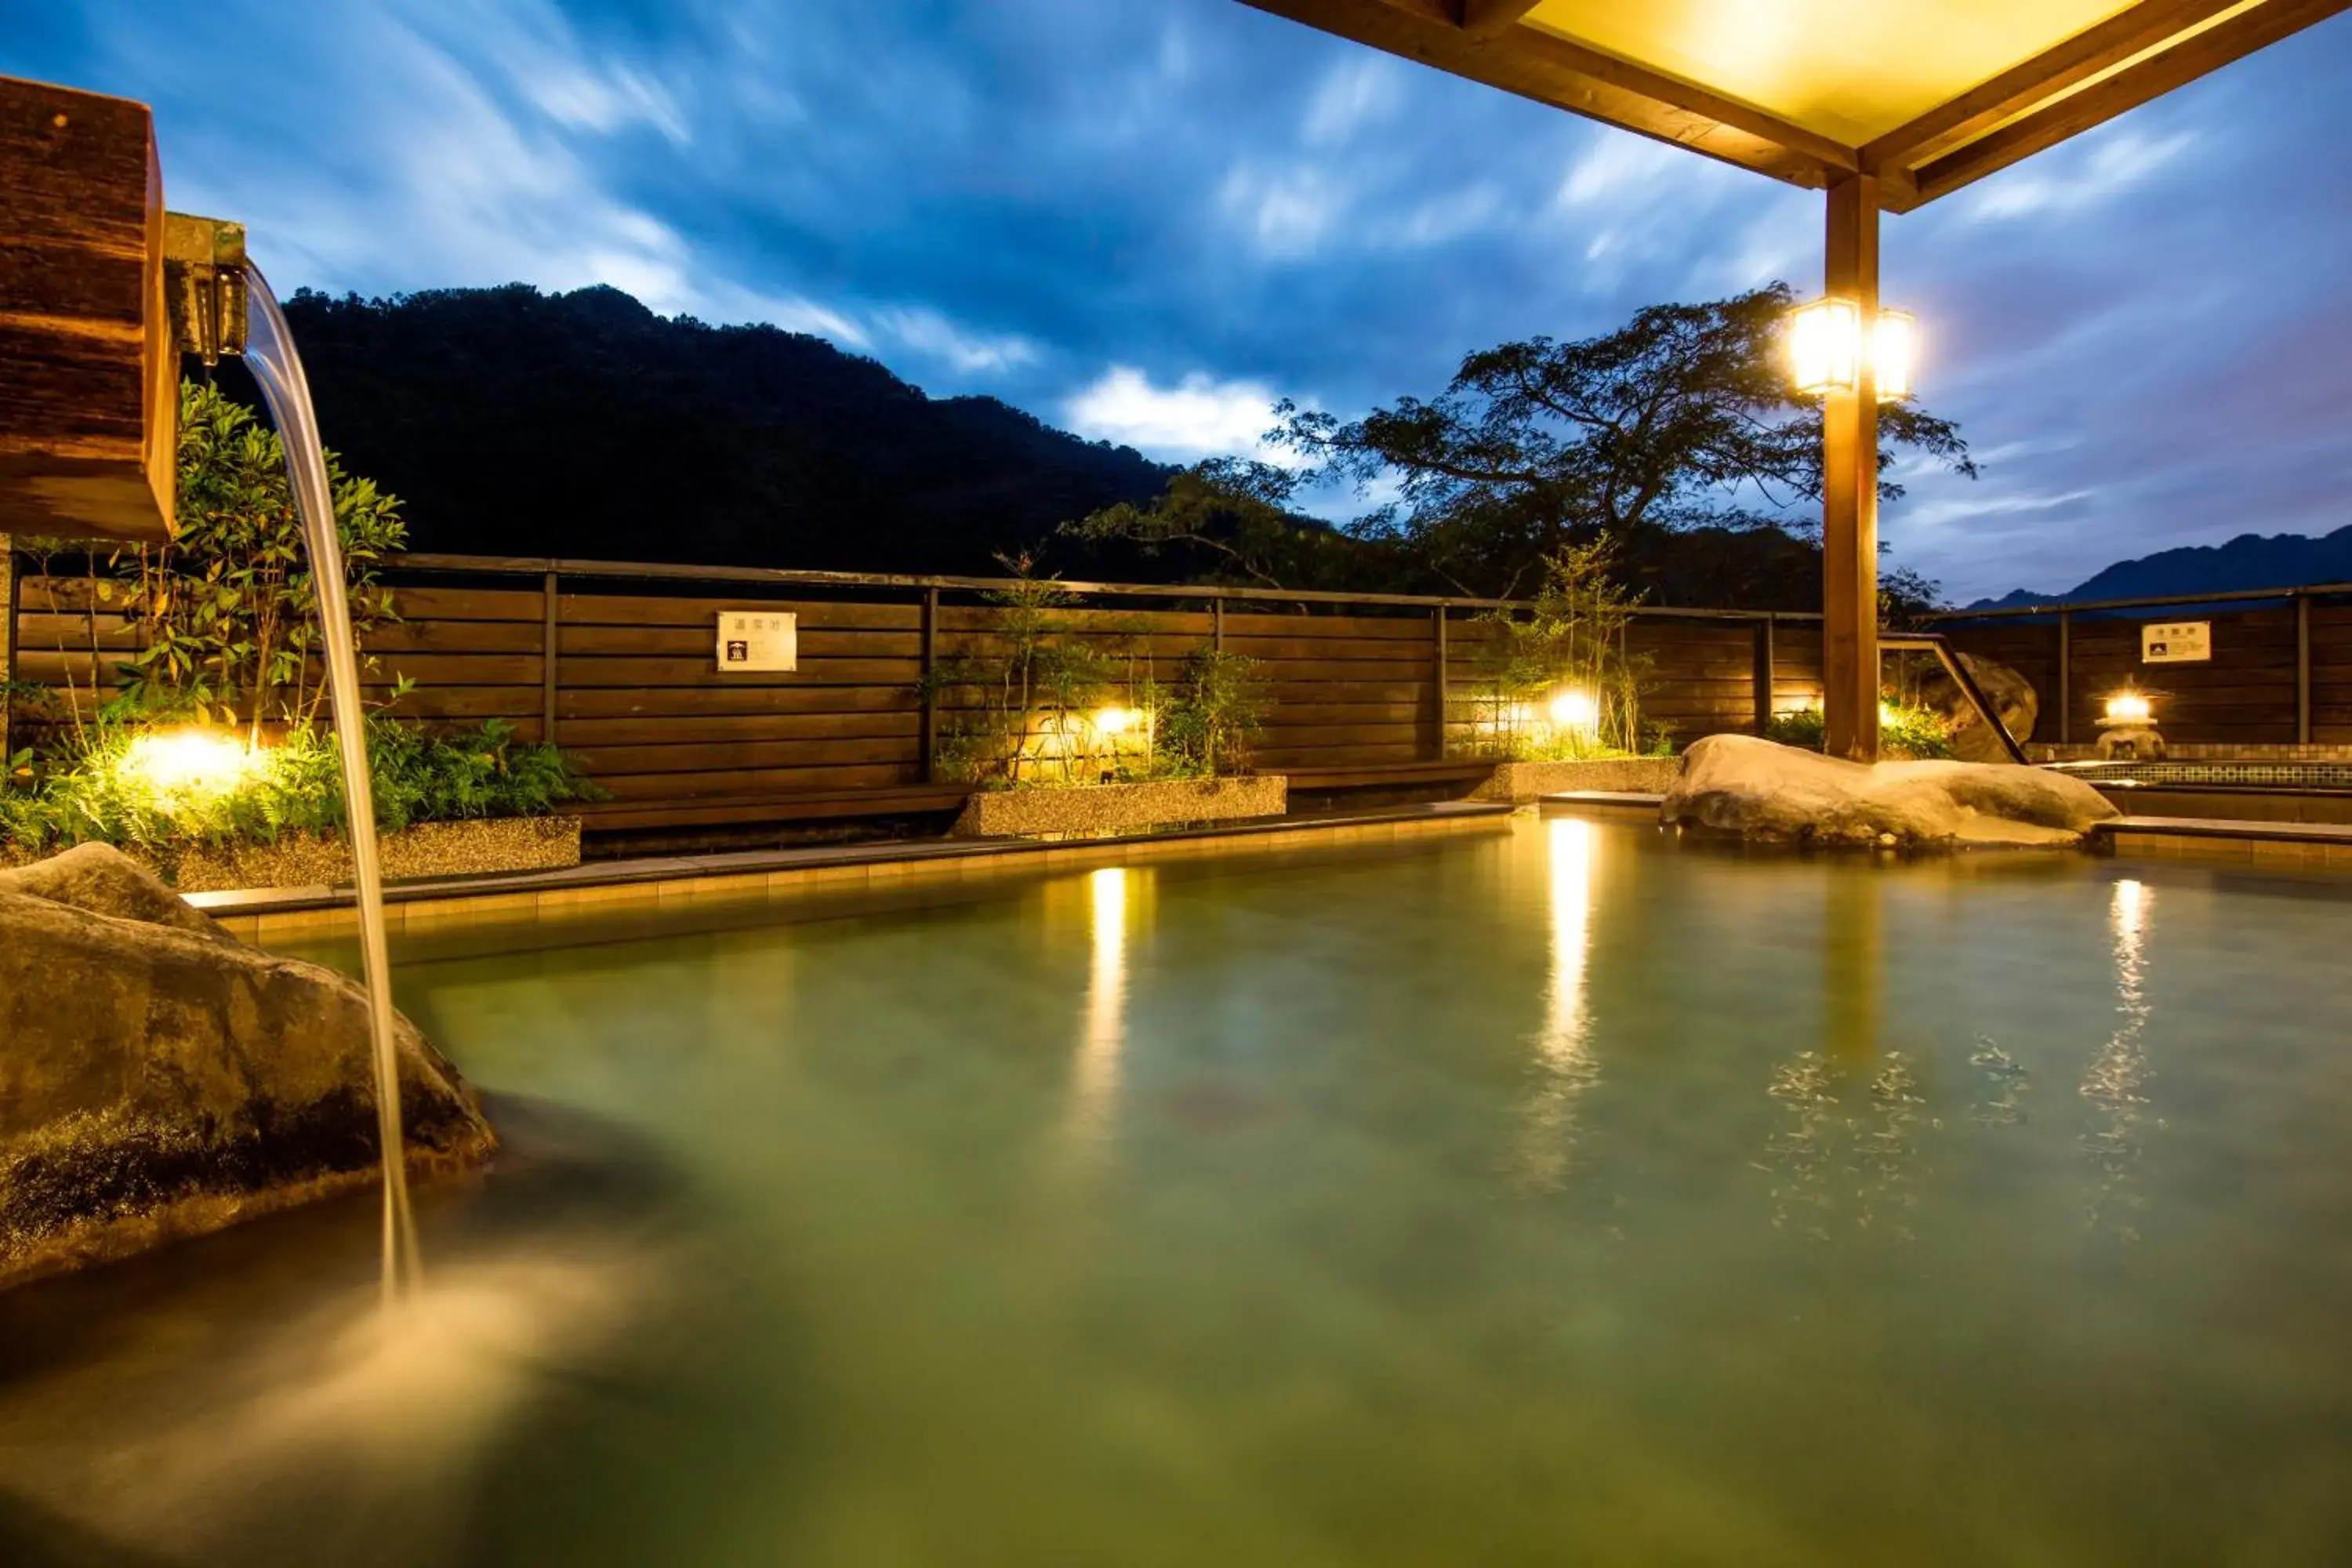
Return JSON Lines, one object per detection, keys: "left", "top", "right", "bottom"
{"left": 1820, "top": 173, "right": 1882, "bottom": 762}
{"left": 1432, "top": 604, "right": 1450, "bottom": 760}
{"left": 920, "top": 587, "right": 940, "bottom": 782}
{"left": 2056, "top": 609, "right": 2072, "bottom": 746}
{"left": 0, "top": 536, "right": 15, "bottom": 760}
{"left": 1752, "top": 613, "right": 1776, "bottom": 735}
{"left": 2296, "top": 592, "right": 2312, "bottom": 746}
{"left": 539, "top": 569, "right": 560, "bottom": 745}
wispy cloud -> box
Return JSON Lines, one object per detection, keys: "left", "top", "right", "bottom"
{"left": 1965, "top": 130, "right": 2194, "bottom": 221}
{"left": 873, "top": 307, "right": 1040, "bottom": 374}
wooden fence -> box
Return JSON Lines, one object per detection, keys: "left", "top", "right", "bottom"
{"left": 13, "top": 550, "right": 2339, "bottom": 830}
{"left": 4, "top": 554, "right": 1821, "bottom": 828}
{"left": 1927, "top": 586, "right": 2352, "bottom": 749}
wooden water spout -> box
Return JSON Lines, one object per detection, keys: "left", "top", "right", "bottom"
{"left": 0, "top": 76, "right": 179, "bottom": 543}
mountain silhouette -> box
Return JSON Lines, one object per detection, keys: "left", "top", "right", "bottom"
{"left": 211, "top": 284, "right": 1174, "bottom": 576}
{"left": 1969, "top": 524, "right": 2352, "bottom": 608}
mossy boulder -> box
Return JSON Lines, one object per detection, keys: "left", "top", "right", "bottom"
{"left": 0, "top": 846, "right": 494, "bottom": 1292}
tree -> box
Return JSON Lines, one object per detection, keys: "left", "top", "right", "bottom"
{"left": 1058, "top": 457, "right": 1415, "bottom": 593}
{"left": 1274, "top": 282, "right": 1973, "bottom": 598}
{"left": 118, "top": 380, "right": 406, "bottom": 733}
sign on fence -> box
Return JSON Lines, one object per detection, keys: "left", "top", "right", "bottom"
{"left": 717, "top": 610, "right": 797, "bottom": 673}
{"left": 2141, "top": 620, "right": 2212, "bottom": 664}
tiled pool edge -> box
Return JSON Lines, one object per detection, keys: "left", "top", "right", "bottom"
{"left": 191, "top": 802, "right": 1517, "bottom": 944}
{"left": 1539, "top": 791, "right": 2352, "bottom": 870}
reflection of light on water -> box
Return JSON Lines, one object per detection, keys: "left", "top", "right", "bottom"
{"left": 1518, "top": 817, "right": 1600, "bottom": 1191}
{"left": 2082, "top": 877, "right": 2155, "bottom": 1241}
{"left": 1068, "top": 867, "right": 1129, "bottom": 1146}
{"left": 1765, "top": 871, "right": 1918, "bottom": 1241}
{"left": 4, "top": 1251, "right": 638, "bottom": 1563}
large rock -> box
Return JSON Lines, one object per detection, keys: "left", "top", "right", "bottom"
{"left": 1915, "top": 652, "right": 2038, "bottom": 764}
{"left": 0, "top": 846, "right": 494, "bottom": 1292}
{"left": 1661, "top": 734, "right": 2118, "bottom": 848}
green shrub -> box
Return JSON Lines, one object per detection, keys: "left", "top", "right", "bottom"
{"left": 1456, "top": 541, "right": 1653, "bottom": 761}
{"left": 0, "top": 716, "right": 599, "bottom": 856}
{"left": 1764, "top": 699, "right": 1953, "bottom": 760}
{"left": 1154, "top": 648, "right": 1270, "bottom": 779}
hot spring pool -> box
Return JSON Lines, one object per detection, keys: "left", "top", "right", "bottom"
{"left": 5, "top": 818, "right": 2351, "bottom": 1565}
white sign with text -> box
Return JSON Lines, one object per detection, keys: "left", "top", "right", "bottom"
{"left": 717, "top": 610, "right": 797, "bottom": 673}
{"left": 2140, "top": 621, "right": 2211, "bottom": 664}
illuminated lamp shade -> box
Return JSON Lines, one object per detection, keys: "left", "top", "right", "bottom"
{"left": 1790, "top": 299, "right": 1915, "bottom": 403}
{"left": 1548, "top": 688, "right": 1601, "bottom": 733}
{"left": 2104, "top": 692, "right": 2153, "bottom": 726}
{"left": 1788, "top": 297, "right": 1859, "bottom": 396}
{"left": 1092, "top": 706, "right": 1140, "bottom": 739}
{"left": 1872, "top": 310, "right": 1916, "bottom": 401}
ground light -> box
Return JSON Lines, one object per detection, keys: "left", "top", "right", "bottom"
{"left": 1091, "top": 706, "right": 1141, "bottom": 739}
{"left": 1547, "top": 688, "right": 1602, "bottom": 735}
{"left": 122, "top": 728, "right": 260, "bottom": 796}
{"left": 2105, "top": 691, "right": 2154, "bottom": 726}
{"left": 1788, "top": 298, "right": 1915, "bottom": 401}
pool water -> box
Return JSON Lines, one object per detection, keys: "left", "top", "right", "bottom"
{"left": 5, "top": 818, "right": 2352, "bottom": 1565}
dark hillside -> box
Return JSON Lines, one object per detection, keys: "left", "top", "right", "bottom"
{"left": 217, "top": 284, "right": 1173, "bottom": 575}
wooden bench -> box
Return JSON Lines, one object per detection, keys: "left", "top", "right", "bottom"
{"left": 1279, "top": 760, "right": 1497, "bottom": 793}
{"left": 576, "top": 783, "right": 974, "bottom": 834}
{"left": 574, "top": 760, "right": 1499, "bottom": 837}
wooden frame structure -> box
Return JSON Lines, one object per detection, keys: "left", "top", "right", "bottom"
{"left": 1236, "top": 0, "right": 2351, "bottom": 756}
{"left": 0, "top": 76, "right": 176, "bottom": 544}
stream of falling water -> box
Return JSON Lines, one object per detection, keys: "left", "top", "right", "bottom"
{"left": 241, "top": 266, "right": 422, "bottom": 1302}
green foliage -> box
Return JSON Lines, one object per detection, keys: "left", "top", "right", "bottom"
{"left": 1454, "top": 542, "right": 1654, "bottom": 761}
{"left": 1764, "top": 699, "right": 1955, "bottom": 760}
{"left": 105, "top": 381, "right": 408, "bottom": 731}
{"left": 0, "top": 716, "right": 599, "bottom": 856}
{"left": 1153, "top": 648, "right": 1270, "bottom": 779}
{"left": 922, "top": 556, "right": 1267, "bottom": 788}
{"left": 0, "top": 385, "right": 600, "bottom": 858}
{"left": 927, "top": 556, "right": 1121, "bottom": 786}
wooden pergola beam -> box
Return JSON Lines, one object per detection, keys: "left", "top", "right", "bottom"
{"left": 1861, "top": 0, "right": 2249, "bottom": 173}
{"left": 1455, "top": 0, "right": 1548, "bottom": 38}
{"left": 1244, "top": 0, "right": 2351, "bottom": 212}
{"left": 1909, "top": 0, "right": 2352, "bottom": 205}
{"left": 1236, "top": 0, "right": 1857, "bottom": 188}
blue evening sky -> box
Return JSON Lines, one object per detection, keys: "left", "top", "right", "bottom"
{"left": 9, "top": 1, "right": 2352, "bottom": 600}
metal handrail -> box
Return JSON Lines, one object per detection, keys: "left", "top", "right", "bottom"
{"left": 1918, "top": 580, "right": 2352, "bottom": 622}
{"left": 1882, "top": 632, "right": 2030, "bottom": 765}
{"left": 392, "top": 552, "right": 1820, "bottom": 622}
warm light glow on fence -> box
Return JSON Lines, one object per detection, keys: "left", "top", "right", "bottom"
{"left": 1091, "top": 706, "right": 1140, "bottom": 739}
{"left": 2104, "top": 692, "right": 2153, "bottom": 726}
{"left": 1790, "top": 298, "right": 1915, "bottom": 402}
{"left": 122, "top": 728, "right": 258, "bottom": 795}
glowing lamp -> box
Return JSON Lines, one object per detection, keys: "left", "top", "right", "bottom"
{"left": 2104, "top": 692, "right": 2152, "bottom": 726}
{"left": 1548, "top": 688, "right": 1601, "bottom": 733}
{"left": 1871, "top": 310, "right": 1915, "bottom": 401}
{"left": 1789, "top": 299, "right": 1915, "bottom": 402}
{"left": 1091, "top": 706, "right": 1140, "bottom": 739}
{"left": 123, "top": 728, "right": 256, "bottom": 794}
{"left": 1788, "top": 297, "right": 1859, "bottom": 396}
